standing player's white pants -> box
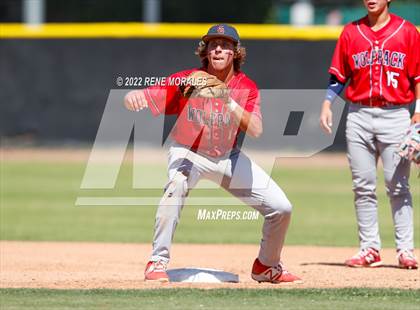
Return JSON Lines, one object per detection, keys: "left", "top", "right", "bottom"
{"left": 150, "top": 143, "right": 292, "bottom": 266}
{"left": 346, "top": 103, "right": 414, "bottom": 251}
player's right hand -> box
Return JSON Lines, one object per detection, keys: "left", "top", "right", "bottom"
{"left": 319, "top": 100, "right": 333, "bottom": 134}
{"left": 124, "top": 90, "right": 148, "bottom": 112}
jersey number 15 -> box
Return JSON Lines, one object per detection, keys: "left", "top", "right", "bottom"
{"left": 386, "top": 71, "right": 399, "bottom": 89}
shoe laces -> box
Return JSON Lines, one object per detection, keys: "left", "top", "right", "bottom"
{"left": 152, "top": 260, "right": 167, "bottom": 272}
{"left": 354, "top": 248, "right": 376, "bottom": 259}
{"left": 277, "top": 262, "right": 287, "bottom": 275}
{"left": 398, "top": 250, "right": 416, "bottom": 260}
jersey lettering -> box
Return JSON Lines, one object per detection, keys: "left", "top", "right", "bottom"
{"left": 352, "top": 49, "right": 405, "bottom": 69}
{"left": 187, "top": 104, "right": 231, "bottom": 127}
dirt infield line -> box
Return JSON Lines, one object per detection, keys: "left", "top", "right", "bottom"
{"left": 1, "top": 241, "right": 418, "bottom": 290}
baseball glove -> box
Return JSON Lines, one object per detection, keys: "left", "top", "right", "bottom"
{"left": 180, "top": 71, "right": 229, "bottom": 99}
{"left": 397, "top": 123, "right": 420, "bottom": 165}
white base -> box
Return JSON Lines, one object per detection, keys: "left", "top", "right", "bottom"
{"left": 167, "top": 267, "right": 239, "bottom": 283}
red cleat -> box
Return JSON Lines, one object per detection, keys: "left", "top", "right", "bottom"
{"left": 345, "top": 248, "right": 382, "bottom": 267}
{"left": 397, "top": 250, "right": 418, "bottom": 270}
{"left": 251, "top": 258, "right": 302, "bottom": 284}
{"left": 144, "top": 260, "right": 169, "bottom": 282}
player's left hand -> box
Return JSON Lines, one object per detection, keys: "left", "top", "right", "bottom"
{"left": 411, "top": 113, "right": 420, "bottom": 124}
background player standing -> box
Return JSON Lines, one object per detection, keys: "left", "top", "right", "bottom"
{"left": 320, "top": 0, "right": 419, "bottom": 269}
{"left": 124, "top": 24, "right": 302, "bottom": 283}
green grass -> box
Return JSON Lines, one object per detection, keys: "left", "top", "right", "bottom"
{"left": 1, "top": 161, "right": 419, "bottom": 247}
{"left": 0, "top": 288, "right": 419, "bottom": 310}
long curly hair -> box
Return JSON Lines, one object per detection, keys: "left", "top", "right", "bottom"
{"left": 195, "top": 40, "right": 247, "bottom": 71}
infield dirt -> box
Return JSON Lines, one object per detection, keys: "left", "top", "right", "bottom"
{"left": 1, "top": 242, "right": 419, "bottom": 290}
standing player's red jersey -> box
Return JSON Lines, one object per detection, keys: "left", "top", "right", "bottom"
{"left": 329, "top": 14, "right": 420, "bottom": 104}
{"left": 144, "top": 69, "right": 261, "bottom": 157}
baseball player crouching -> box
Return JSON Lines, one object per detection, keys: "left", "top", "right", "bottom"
{"left": 320, "top": 0, "right": 419, "bottom": 269}
{"left": 124, "top": 24, "right": 302, "bottom": 283}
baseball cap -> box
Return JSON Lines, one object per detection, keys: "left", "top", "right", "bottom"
{"left": 202, "top": 24, "right": 240, "bottom": 44}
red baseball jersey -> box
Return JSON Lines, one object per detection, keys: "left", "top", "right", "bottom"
{"left": 144, "top": 68, "right": 261, "bottom": 157}
{"left": 329, "top": 14, "right": 420, "bottom": 104}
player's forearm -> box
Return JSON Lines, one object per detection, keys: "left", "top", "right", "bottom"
{"left": 322, "top": 99, "right": 332, "bottom": 109}
{"left": 325, "top": 74, "right": 345, "bottom": 104}
{"left": 229, "top": 103, "right": 263, "bottom": 138}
